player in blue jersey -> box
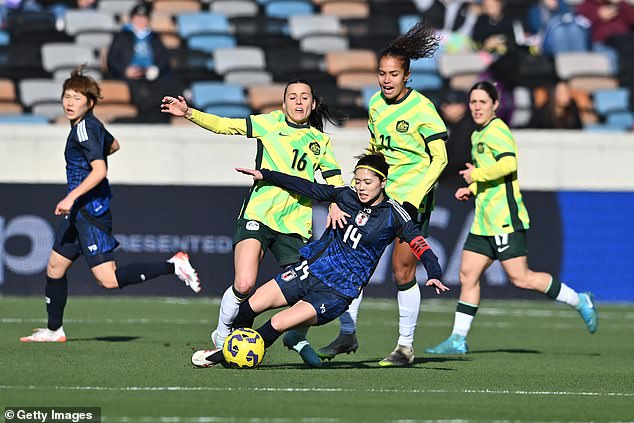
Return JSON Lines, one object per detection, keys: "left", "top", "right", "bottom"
{"left": 191, "top": 152, "right": 449, "bottom": 368}
{"left": 20, "top": 66, "right": 201, "bottom": 344}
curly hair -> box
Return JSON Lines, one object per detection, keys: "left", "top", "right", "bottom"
{"left": 379, "top": 21, "right": 440, "bottom": 73}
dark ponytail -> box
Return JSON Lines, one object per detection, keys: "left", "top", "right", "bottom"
{"left": 354, "top": 149, "right": 389, "bottom": 181}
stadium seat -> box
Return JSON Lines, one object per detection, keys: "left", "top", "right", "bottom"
{"left": 0, "top": 113, "right": 49, "bottom": 124}
{"left": 210, "top": 1, "right": 259, "bottom": 18}
{"left": 97, "top": 0, "right": 138, "bottom": 17}
{"left": 265, "top": 47, "right": 323, "bottom": 82}
{"left": 399, "top": 14, "right": 421, "bottom": 34}
{"left": 40, "top": 43, "right": 99, "bottom": 75}
{"left": 510, "top": 86, "right": 533, "bottom": 128}
{"left": 203, "top": 104, "right": 252, "bottom": 118}
{"left": 0, "top": 78, "right": 16, "bottom": 103}
{"left": 408, "top": 72, "right": 443, "bottom": 91}
{"left": 437, "top": 52, "right": 489, "bottom": 79}
{"left": 593, "top": 88, "right": 630, "bottom": 115}
{"left": 213, "top": 46, "right": 266, "bottom": 76}
{"left": 153, "top": 0, "right": 201, "bottom": 14}
{"left": 336, "top": 71, "right": 376, "bottom": 90}
{"left": 247, "top": 83, "right": 285, "bottom": 112}
{"left": 0, "top": 102, "right": 23, "bottom": 114}
{"left": 230, "top": 16, "right": 288, "bottom": 37}
{"left": 265, "top": 1, "right": 314, "bottom": 19}
{"left": 190, "top": 81, "right": 247, "bottom": 110}
{"left": 320, "top": 1, "right": 369, "bottom": 19}
{"left": 177, "top": 12, "right": 231, "bottom": 39}
{"left": 361, "top": 85, "right": 377, "bottom": 108}
{"left": 19, "top": 79, "right": 62, "bottom": 108}
{"left": 93, "top": 103, "right": 138, "bottom": 123}
{"left": 555, "top": 52, "right": 613, "bottom": 80}
{"left": 64, "top": 10, "right": 117, "bottom": 37}
{"left": 300, "top": 34, "right": 348, "bottom": 54}
{"left": 410, "top": 56, "right": 438, "bottom": 73}
{"left": 224, "top": 70, "right": 273, "bottom": 87}
{"left": 605, "top": 111, "right": 634, "bottom": 130}
{"left": 288, "top": 15, "right": 342, "bottom": 40}
{"left": 188, "top": 34, "right": 236, "bottom": 54}
{"left": 31, "top": 102, "right": 65, "bottom": 120}
{"left": 325, "top": 50, "right": 376, "bottom": 77}
{"left": 0, "top": 31, "right": 9, "bottom": 46}
{"left": 99, "top": 80, "right": 132, "bottom": 104}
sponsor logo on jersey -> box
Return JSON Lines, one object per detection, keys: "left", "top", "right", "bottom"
{"left": 477, "top": 142, "right": 485, "bottom": 154}
{"left": 309, "top": 142, "right": 321, "bottom": 156}
{"left": 88, "top": 244, "right": 98, "bottom": 252}
{"left": 396, "top": 120, "right": 409, "bottom": 133}
{"left": 320, "top": 303, "right": 326, "bottom": 314}
{"left": 246, "top": 221, "right": 260, "bottom": 231}
{"left": 281, "top": 269, "right": 297, "bottom": 282}
{"left": 355, "top": 211, "right": 369, "bottom": 226}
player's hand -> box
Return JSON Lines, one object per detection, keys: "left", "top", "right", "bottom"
{"left": 426, "top": 278, "right": 450, "bottom": 295}
{"left": 161, "top": 95, "right": 190, "bottom": 117}
{"left": 326, "top": 203, "right": 349, "bottom": 229}
{"left": 459, "top": 162, "right": 475, "bottom": 184}
{"left": 54, "top": 196, "right": 74, "bottom": 215}
{"left": 235, "top": 168, "right": 263, "bottom": 180}
{"left": 455, "top": 187, "right": 471, "bottom": 201}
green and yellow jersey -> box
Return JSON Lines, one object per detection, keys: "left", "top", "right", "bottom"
{"left": 188, "top": 109, "right": 343, "bottom": 239}
{"left": 468, "top": 117, "right": 530, "bottom": 236}
{"left": 367, "top": 89, "right": 448, "bottom": 211}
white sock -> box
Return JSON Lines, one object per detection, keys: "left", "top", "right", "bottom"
{"left": 556, "top": 282, "right": 580, "bottom": 308}
{"left": 215, "top": 286, "right": 240, "bottom": 346}
{"left": 340, "top": 291, "right": 363, "bottom": 334}
{"left": 452, "top": 312, "right": 474, "bottom": 337}
{"left": 397, "top": 284, "right": 420, "bottom": 347}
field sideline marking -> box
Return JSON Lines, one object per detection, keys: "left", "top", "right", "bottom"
{"left": 0, "top": 385, "right": 632, "bottom": 397}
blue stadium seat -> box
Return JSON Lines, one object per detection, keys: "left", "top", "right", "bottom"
{"left": 190, "top": 81, "right": 247, "bottom": 110}
{"left": 593, "top": 88, "right": 630, "bottom": 115}
{"left": 0, "top": 113, "right": 49, "bottom": 124}
{"left": 399, "top": 14, "right": 420, "bottom": 34}
{"left": 361, "top": 85, "right": 378, "bottom": 108}
{"left": 410, "top": 56, "right": 438, "bottom": 73}
{"left": 188, "top": 34, "right": 236, "bottom": 54}
{"left": 605, "top": 111, "right": 634, "bottom": 130}
{"left": 203, "top": 104, "right": 252, "bottom": 118}
{"left": 0, "top": 31, "right": 9, "bottom": 46}
{"left": 408, "top": 72, "right": 444, "bottom": 91}
{"left": 177, "top": 12, "right": 231, "bottom": 39}
{"left": 265, "top": 0, "right": 314, "bottom": 19}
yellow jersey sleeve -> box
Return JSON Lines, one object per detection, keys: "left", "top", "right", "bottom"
{"left": 187, "top": 108, "right": 248, "bottom": 135}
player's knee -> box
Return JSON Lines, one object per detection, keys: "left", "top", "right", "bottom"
{"left": 46, "top": 262, "right": 65, "bottom": 279}
{"left": 96, "top": 275, "right": 119, "bottom": 289}
{"left": 233, "top": 278, "right": 255, "bottom": 296}
{"left": 508, "top": 274, "right": 531, "bottom": 289}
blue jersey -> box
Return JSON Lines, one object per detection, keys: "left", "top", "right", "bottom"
{"left": 261, "top": 170, "right": 442, "bottom": 299}
{"left": 64, "top": 111, "right": 114, "bottom": 215}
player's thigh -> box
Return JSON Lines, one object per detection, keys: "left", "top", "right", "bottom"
{"left": 249, "top": 278, "right": 288, "bottom": 312}
{"left": 391, "top": 239, "right": 418, "bottom": 271}
{"left": 269, "top": 232, "right": 306, "bottom": 267}
{"left": 271, "top": 301, "right": 318, "bottom": 332}
{"left": 459, "top": 249, "right": 493, "bottom": 287}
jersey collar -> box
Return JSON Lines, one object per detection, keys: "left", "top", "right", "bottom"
{"left": 382, "top": 88, "right": 413, "bottom": 105}
{"left": 285, "top": 118, "right": 310, "bottom": 129}
{"left": 475, "top": 116, "right": 498, "bottom": 132}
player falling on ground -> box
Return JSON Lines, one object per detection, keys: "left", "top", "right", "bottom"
{"left": 20, "top": 66, "right": 200, "bottom": 343}
{"left": 191, "top": 151, "right": 449, "bottom": 368}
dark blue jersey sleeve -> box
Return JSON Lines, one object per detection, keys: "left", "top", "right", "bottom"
{"left": 261, "top": 169, "right": 339, "bottom": 203}
{"left": 391, "top": 200, "right": 443, "bottom": 281}
{"left": 80, "top": 119, "right": 107, "bottom": 163}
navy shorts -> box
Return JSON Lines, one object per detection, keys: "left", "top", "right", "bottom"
{"left": 274, "top": 261, "right": 351, "bottom": 326}
{"left": 53, "top": 208, "right": 119, "bottom": 268}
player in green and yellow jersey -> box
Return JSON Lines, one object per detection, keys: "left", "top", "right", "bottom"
{"left": 317, "top": 22, "right": 449, "bottom": 366}
{"left": 161, "top": 81, "right": 347, "bottom": 353}
{"left": 425, "top": 81, "right": 598, "bottom": 355}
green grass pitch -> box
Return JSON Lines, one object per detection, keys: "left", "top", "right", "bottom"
{"left": 1, "top": 296, "right": 633, "bottom": 422}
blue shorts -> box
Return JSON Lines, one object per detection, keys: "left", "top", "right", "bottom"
{"left": 274, "top": 261, "right": 350, "bottom": 326}
{"left": 53, "top": 208, "right": 119, "bottom": 268}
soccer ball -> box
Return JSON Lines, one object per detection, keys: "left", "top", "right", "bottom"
{"left": 222, "top": 327, "right": 265, "bottom": 369}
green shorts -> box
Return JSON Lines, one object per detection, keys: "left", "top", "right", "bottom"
{"left": 234, "top": 218, "right": 307, "bottom": 267}
{"left": 463, "top": 231, "right": 528, "bottom": 261}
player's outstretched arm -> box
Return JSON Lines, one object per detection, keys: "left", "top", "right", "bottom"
{"left": 161, "top": 95, "right": 191, "bottom": 118}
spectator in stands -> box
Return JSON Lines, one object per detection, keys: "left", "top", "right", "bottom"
{"left": 425, "top": 80, "right": 598, "bottom": 355}
{"left": 471, "top": 0, "right": 519, "bottom": 56}
{"left": 107, "top": 2, "right": 175, "bottom": 122}
{"left": 419, "top": 0, "right": 480, "bottom": 35}
{"left": 19, "top": 66, "right": 201, "bottom": 344}
{"left": 529, "top": 81, "right": 583, "bottom": 129}
{"left": 439, "top": 90, "right": 475, "bottom": 187}
{"left": 315, "top": 21, "right": 448, "bottom": 368}
{"left": 526, "top": 0, "right": 571, "bottom": 35}
{"left": 576, "top": 0, "right": 634, "bottom": 50}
